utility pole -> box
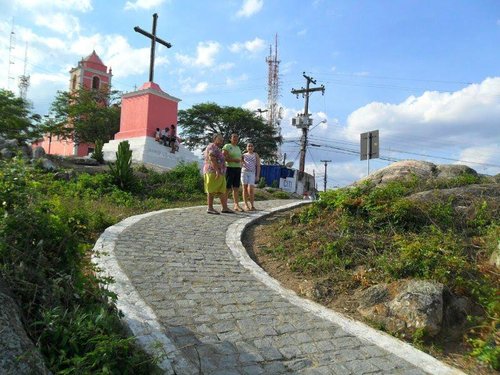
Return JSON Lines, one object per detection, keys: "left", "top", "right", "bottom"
{"left": 291, "top": 73, "right": 325, "bottom": 180}
{"left": 320, "top": 160, "right": 331, "bottom": 192}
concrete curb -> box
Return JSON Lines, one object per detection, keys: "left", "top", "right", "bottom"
{"left": 91, "top": 206, "right": 204, "bottom": 374}
{"left": 226, "top": 200, "right": 465, "bottom": 375}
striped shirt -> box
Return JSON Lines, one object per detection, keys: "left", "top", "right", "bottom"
{"left": 242, "top": 153, "right": 258, "bottom": 173}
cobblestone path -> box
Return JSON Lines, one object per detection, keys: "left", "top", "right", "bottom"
{"left": 93, "top": 200, "right": 463, "bottom": 375}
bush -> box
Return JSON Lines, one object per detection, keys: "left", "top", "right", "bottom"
{"left": 257, "top": 177, "right": 266, "bottom": 188}
{"left": 91, "top": 139, "right": 104, "bottom": 164}
{"left": 109, "top": 141, "right": 135, "bottom": 190}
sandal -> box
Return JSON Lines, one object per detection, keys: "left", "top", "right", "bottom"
{"left": 207, "top": 209, "right": 220, "bottom": 215}
{"left": 221, "top": 209, "right": 235, "bottom": 214}
{"left": 233, "top": 206, "right": 243, "bottom": 212}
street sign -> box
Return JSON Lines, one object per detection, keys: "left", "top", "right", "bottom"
{"left": 360, "top": 130, "right": 379, "bottom": 160}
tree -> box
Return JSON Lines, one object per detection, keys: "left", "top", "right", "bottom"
{"left": 0, "top": 89, "right": 40, "bottom": 141}
{"left": 44, "top": 87, "right": 121, "bottom": 144}
{"left": 177, "top": 102, "right": 281, "bottom": 162}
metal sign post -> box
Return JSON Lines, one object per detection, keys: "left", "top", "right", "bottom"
{"left": 360, "top": 130, "right": 379, "bottom": 175}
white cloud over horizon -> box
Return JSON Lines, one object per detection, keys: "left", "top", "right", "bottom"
{"left": 236, "top": 0, "right": 264, "bottom": 18}
{"left": 14, "top": 0, "right": 92, "bottom": 12}
{"left": 344, "top": 77, "right": 500, "bottom": 147}
{"left": 124, "top": 0, "right": 168, "bottom": 11}
{"left": 175, "top": 41, "right": 221, "bottom": 68}
{"left": 229, "top": 37, "right": 266, "bottom": 54}
{"left": 34, "top": 13, "right": 81, "bottom": 37}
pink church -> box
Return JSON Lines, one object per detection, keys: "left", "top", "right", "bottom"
{"left": 34, "top": 51, "right": 113, "bottom": 156}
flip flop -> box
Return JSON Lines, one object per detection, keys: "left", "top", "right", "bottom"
{"left": 207, "top": 209, "right": 220, "bottom": 215}
{"left": 233, "top": 206, "right": 243, "bottom": 212}
{"left": 221, "top": 209, "right": 235, "bottom": 214}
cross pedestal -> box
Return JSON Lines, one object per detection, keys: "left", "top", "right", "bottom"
{"left": 103, "top": 82, "right": 201, "bottom": 170}
{"left": 115, "top": 82, "right": 178, "bottom": 140}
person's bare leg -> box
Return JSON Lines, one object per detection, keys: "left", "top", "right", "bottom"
{"left": 250, "top": 185, "right": 256, "bottom": 210}
{"left": 221, "top": 192, "right": 230, "bottom": 211}
{"left": 233, "top": 187, "right": 242, "bottom": 210}
{"left": 242, "top": 184, "right": 249, "bottom": 209}
{"left": 207, "top": 193, "right": 215, "bottom": 211}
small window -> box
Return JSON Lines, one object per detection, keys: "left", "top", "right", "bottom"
{"left": 92, "top": 76, "right": 100, "bottom": 89}
{"left": 72, "top": 76, "right": 77, "bottom": 90}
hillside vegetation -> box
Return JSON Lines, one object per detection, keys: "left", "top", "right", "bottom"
{"left": 0, "top": 158, "right": 207, "bottom": 373}
{"left": 253, "top": 171, "right": 499, "bottom": 373}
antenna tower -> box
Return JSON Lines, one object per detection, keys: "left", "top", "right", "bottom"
{"left": 18, "top": 42, "right": 30, "bottom": 100}
{"left": 266, "top": 34, "right": 281, "bottom": 137}
{"left": 7, "top": 21, "right": 16, "bottom": 90}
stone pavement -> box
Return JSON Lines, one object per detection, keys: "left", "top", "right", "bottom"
{"left": 93, "top": 200, "right": 464, "bottom": 375}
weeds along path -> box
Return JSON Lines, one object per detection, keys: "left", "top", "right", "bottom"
{"left": 93, "top": 200, "right": 464, "bottom": 375}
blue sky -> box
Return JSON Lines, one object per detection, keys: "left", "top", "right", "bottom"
{"left": 1, "top": 0, "right": 499, "bottom": 187}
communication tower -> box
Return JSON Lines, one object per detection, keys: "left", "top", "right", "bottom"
{"left": 7, "top": 22, "right": 15, "bottom": 90}
{"left": 18, "top": 42, "right": 30, "bottom": 100}
{"left": 266, "top": 34, "right": 282, "bottom": 137}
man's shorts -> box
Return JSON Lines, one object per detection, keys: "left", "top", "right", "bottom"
{"left": 241, "top": 171, "right": 256, "bottom": 186}
{"left": 225, "top": 167, "right": 241, "bottom": 189}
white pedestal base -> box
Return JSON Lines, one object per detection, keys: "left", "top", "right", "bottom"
{"left": 103, "top": 137, "right": 202, "bottom": 171}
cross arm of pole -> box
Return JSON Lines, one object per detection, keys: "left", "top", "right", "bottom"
{"left": 291, "top": 85, "right": 325, "bottom": 95}
{"left": 134, "top": 26, "right": 172, "bottom": 48}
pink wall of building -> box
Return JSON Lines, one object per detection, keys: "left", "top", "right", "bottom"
{"left": 115, "top": 82, "right": 180, "bottom": 140}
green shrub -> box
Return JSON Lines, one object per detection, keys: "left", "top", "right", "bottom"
{"left": 271, "top": 190, "right": 290, "bottom": 199}
{"left": 109, "top": 141, "right": 135, "bottom": 190}
{"left": 92, "top": 139, "right": 104, "bottom": 164}
{"left": 257, "top": 177, "right": 266, "bottom": 188}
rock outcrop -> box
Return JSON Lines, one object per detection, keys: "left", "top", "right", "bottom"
{"left": 356, "top": 280, "right": 477, "bottom": 338}
{"left": 356, "top": 160, "right": 479, "bottom": 187}
{"left": 0, "top": 280, "right": 51, "bottom": 374}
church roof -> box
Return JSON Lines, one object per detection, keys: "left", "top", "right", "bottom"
{"left": 82, "top": 50, "right": 104, "bottom": 65}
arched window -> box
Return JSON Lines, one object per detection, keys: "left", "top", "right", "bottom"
{"left": 92, "top": 76, "right": 100, "bottom": 89}
{"left": 71, "top": 75, "right": 77, "bottom": 91}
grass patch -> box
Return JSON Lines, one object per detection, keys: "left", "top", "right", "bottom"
{"left": 259, "top": 176, "right": 499, "bottom": 371}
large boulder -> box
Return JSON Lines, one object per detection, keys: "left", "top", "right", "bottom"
{"left": 357, "top": 280, "right": 445, "bottom": 337}
{"left": 407, "top": 183, "right": 500, "bottom": 229}
{"left": 32, "top": 146, "right": 46, "bottom": 159}
{"left": 0, "top": 280, "right": 51, "bottom": 374}
{"left": 356, "top": 160, "right": 480, "bottom": 187}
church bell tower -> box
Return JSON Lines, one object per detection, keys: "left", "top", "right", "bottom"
{"left": 69, "top": 50, "right": 112, "bottom": 92}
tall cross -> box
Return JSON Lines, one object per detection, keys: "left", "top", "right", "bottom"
{"left": 134, "top": 13, "right": 172, "bottom": 83}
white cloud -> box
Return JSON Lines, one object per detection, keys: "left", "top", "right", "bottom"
{"left": 229, "top": 37, "right": 266, "bottom": 54}
{"left": 175, "top": 41, "right": 221, "bottom": 67}
{"left": 34, "top": 13, "right": 81, "bottom": 36}
{"left": 180, "top": 80, "right": 208, "bottom": 94}
{"left": 236, "top": 0, "right": 263, "bottom": 18}
{"left": 124, "top": 0, "right": 167, "bottom": 11}
{"left": 213, "top": 62, "right": 235, "bottom": 71}
{"left": 30, "top": 72, "right": 68, "bottom": 86}
{"left": 242, "top": 99, "right": 265, "bottom": 111}
{"left": 104, "top": 35, "right": 168, "bottom": 78}
{"left": 344, "top": 77, "right": 500, "bottom": 147}
{"left": 297, "top": 29, "right": 307, "bottom": 36}
{"left": 226, "top": 74, "right": 248, "bottom": 86}
{"left": 14, "top": 0, "right": 92, "bottom": 12}
{"left": 459, "top": 145, "right": 499, "bottom": 168}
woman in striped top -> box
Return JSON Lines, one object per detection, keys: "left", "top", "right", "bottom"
{"left": 241, "top": 143, "right": 261, "bottom": 211}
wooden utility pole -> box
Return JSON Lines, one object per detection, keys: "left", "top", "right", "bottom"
{"left": 291, "top": 73, "right": 325, "bottom": 180}
{"left": 320, "top": 160, "right": 331, "bottom": 192}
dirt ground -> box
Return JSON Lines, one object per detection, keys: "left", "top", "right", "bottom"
{"left": 241, "top": 209, "right": 496, "bottom": 375}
